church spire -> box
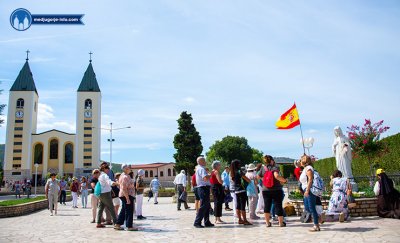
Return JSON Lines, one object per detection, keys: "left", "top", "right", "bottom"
{"left": 10, "top": 51, "right": 38, "bottom": 94}
{"left": 77, "top": 58, "right": 101, "bottom": 92}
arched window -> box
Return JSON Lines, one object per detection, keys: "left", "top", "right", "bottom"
{"left": 160, "top": 171, "right": 164, "bottom": 177}
{"left": 64, "top": 143, "right": 73, "bottom": 164}
{"left": 33, "top": 144, "right": 43, "bottom": 164}
{"left": 84, "top": 99, "right": 92, "bottom": 109}
{"left": 168, "top": 168, "right": 171, "bottom": 177}
{"left": 173, "top": 170, "right": 176, "bottom": 176}
{"left": 16, "top": 98, "right": 24, "bottom": 109}
{"left": 49, "top": 139, "right": 58, "bottom": 159}
{"left": 145, "top": 170, "right": 148, "bottom": 178}
{"left": 150, "top": 170, "right": 153, "bottom": 177}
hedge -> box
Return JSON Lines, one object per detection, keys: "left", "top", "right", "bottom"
{"left": 314, "top": 133, "right": 400, "bottom": 178}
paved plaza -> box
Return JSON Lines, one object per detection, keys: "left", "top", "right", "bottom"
{"left": 0, "top": 196, "right": 399, "bottom": 243}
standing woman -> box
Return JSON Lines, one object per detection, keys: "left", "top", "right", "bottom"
{"left": 116, "top": 164, "right": 138, "bottom": 231}
{"left": 191, "top": 167, "right": 200, "bottom": 212}
{"left": 70, "top": 177, "right": 80, "bottom": 208}
{"left": 257, "top": 155, "right": 287, "bottom": 227}
{"left": 299, "top": 155, "right": 320, "bottom": 231}
{"left": 90, "top": 169, "right": 100, "bottom": 223}
{"left": 245, "top": 164, "right": 260, "bottom": 220}
{"left": 112, "top": 173, "right": 121, "bottom": 215}
{"left": 210, "top": 161, "right": 225, "bottom": 224}
{"left": 80, "top": 177, "right": 89, "bottom": 208}
{"left": 136, "top": 169, "right": 146, "bottom": 220}
{"left": 96, "top": 164, "right": 120, "bottom": 230}
{"left": 231, "top": 159, "right": 252, "bottom": 225}
{"left": 256, "top": 163, "right": 264, "bottom": 214}
{"left": 45, "top": 173, "right": 60, "bottom": 216}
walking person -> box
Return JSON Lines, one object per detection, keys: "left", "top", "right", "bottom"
{"left": 136, "top": 169, "right": 146, "bottom": 220}
{"left": 257, "top": 155, "right": 287, "bottom": 227}
{"left": 299, "top": 155, "right": 321, "bottom": 231}
{"left": 174, "top": 170, "right": 190, "bottom": 210}
{"left": 221, "top": 166, "right": 233, "bottom": 211}
{"left": 194, "top": 156, "right": 214, "bottom": 228}
{"left": 90, "top": 169, "right": 100, "bottom": 223}
{"left": 45, "top": 173, "right": 60, "bottom": 216}
{"left": 70, "top": 177, "right": 80, "bottom": 208}
{"left": 210, "top": 161, "right": 225, "bottom": 224}
{"left": 245, "top": 164, "right": 260, "bottom": 220}
{"left": 116, "top": 164, "right": 138, "bottom": 231}
{"left": 150, "top": 175, "right": 161, "bottom": 204}
{"left": 80, "top": 177, "right": 89, "bottom": 208}
{"left": 96, "top": 164, "right": 121, "bottom": 230}
{"left": 59, "top": 178, "right": 67, "bottom": 205}
{"left": 231, "top": 159, "right": 252, "bottom": 225}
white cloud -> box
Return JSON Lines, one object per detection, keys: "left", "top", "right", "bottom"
{"left": 183, "top": 97, "right": 196, "bottom": 104}
{"left": 37, "top": 103, "right": 75, "bottom": 132}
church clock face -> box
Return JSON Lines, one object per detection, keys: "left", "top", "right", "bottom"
{"left": 15, "top": 110, "right": 24, "bottom": 118}
{"left": 84, "top": 110, "right": 92, "bottom": 118}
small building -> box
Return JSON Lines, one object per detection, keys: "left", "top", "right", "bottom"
{"left": 130, "top": 162, "right": 176, "bottom": 183}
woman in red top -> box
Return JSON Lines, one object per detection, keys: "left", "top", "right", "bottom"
{"left": 210, "top": 161, "right": 224, "bottom": 224}
{"left": 294, "top": 160, "right": 302, "bottom": 181}
{"left": 191, "top": 167, "right": 200, "bottom": 212}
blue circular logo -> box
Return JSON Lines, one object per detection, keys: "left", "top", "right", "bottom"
{"left": 10, "top": 8, "right": 32, "bottom": 31}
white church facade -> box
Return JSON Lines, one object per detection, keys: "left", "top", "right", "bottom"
{"left": 3, "top": 55, "right": 101, "bottom": 182}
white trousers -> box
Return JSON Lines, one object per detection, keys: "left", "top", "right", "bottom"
{"left": 48, "top": 193, "right": 58, "bottom": 214}
{"left": 154, "top": 191, "right": 159, "bottom": 203}
{"left": 72, "top": 192, "right": 78, "bottom": 207}
{"left": 256, "top": 185, "right": 264, "bottom": 212}
{"left": 136, "top": 194, "right": 143, "bottom": 216}
{"left": 230, "top": 192, "right": 237, "bottom": 217}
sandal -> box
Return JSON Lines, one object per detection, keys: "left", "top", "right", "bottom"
{"left": 266, "top": 222, "right": 272, "bottom": 227}
{"left": 238, "top": 220, "right": 245, "bottom": 224}
{"left": 279, "top": 222, "right": 286, "bottom": 227}
{"left": 96, "top": 224, "right": 105, "bottom": 228}
{"left": 90, "top": 220, "right": 95, "bottom": 223}
{"left": 126, "top": 227, "right": 139, "bottom": 231}
{"left": 309, "top": 226, "right": 320, "bottom": 232}
{"left": 114, "top": 225, "right": 124, "bottom": 230}
{"left": 243, "top": 221, "right": 252, "bottom": 225}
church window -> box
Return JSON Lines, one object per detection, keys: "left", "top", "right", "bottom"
{"left": 84, "top": 148, "right": 92, "bottom": 152}
{"left": 84, "top": 163, "right": 92, "bottom": 167}
{"left": 14, "top": 142, "right": 22, "bottom": 145}
{"left": 13, "top": 149, "right": 22, "bottom": 153}
{"left": 15, "top": 120, "right": 23, "bottom": 123}
{"left": 64, "top": 143, "right": 73, "bottom": 164}
{"left": 13, "top": 164, "right": 22, "bottom": 168}
{"left": 14, "top": 127, "right": 23, "bottom": 131}
{"left": 14, "top": 134, "right": 23, "bottom": 138}
{"left": 150, "top": 170, "right": 153, "bottom": 177}
{"left": 84, "top": 99, "right": 92, "bottom": 109}
{"left": 84, "top": 156, "right": 92, "bottom": 159}
{"left": 145, "top": 170, "right": 148, "bottom": 178}
{"left": 34, "top": 144, "right": 43, "bottom": 164}
{"left": 84, "top": 134, "right": 92, "bottom": 137}
{"left": 13, "top": 157, "right": 21, "bottom": 161}
{"left": 12, "top": 172, "right": 21, "bottom": 175}
{"left": 49, "top": 139, "right": 58, "bottom": 159}
{"left": 84, "top": 127, "right": 92, "bottom": 130}
{"left": 173, "top": 170, "right": 176, "bottom": 176}
{"left": 160, "top": 171, "right": 164, "bottom": 177}
{"left": 168, "top": 168, "right": 171, "bottom": 177}
{"left": 84, "top": 141, "right": 92, "bottom": 144}
{"left": 84, "top": 120, "right": 92, "bottom": 123}
{"left": 16, "top": 98, "right": 24, "bottom": 109}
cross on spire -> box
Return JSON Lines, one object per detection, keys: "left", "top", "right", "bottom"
{"left": 26, "top": 50, "right": 30, "bottom": 61}
{"left": 89, "top": 51, "right": 93, "bottom": 62}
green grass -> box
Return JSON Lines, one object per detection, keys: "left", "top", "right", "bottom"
{"left": 0, "top": 196, "right": 46, "bottom": 206}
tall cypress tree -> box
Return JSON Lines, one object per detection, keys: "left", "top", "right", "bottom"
{"left": 173, "top": 111, "right": 203, "bottom": 176}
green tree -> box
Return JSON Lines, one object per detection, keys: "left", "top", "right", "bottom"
{"left": 206, "top": 136, "right": 253, "bottom": 167}
{"left": 173, "top": 111, "right": 203, "bottom": 176}
{"left": 252, "top": 148, "right": 264, "bottom": 164}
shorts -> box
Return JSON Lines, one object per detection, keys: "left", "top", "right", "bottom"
{"left": 193, "top": 187, "right": 200, "bottom": 201}
{"left": 112, "top": 197, "right": 121, "bottom": 206}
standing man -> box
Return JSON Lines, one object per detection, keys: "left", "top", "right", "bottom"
{"left": 173, "top": 170, "right": 190, "bottom": 210}
{"left": 221, "top": 166, "right": 233, "bottom": 211}
{"left": 194, "top": 156, "right": 214, "bottom": 228}
{"left": 59, "top": 177, "right": 67, "bottom": 205}
{"left": 150, "top": 175, "right": 161, "bottom": 204}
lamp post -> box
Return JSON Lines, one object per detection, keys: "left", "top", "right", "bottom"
{"left": 300, "top": 137, "right": 315, "bottom": 155}
{"left": 34, "top": 163, "right": 39, "bottom": 197}
{"left": 94, "top": 123, "right": 131, "bottom": 168}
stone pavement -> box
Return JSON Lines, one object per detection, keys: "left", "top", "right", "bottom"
{"left": 0, "top": 196, "right": 399, "bottom": 243}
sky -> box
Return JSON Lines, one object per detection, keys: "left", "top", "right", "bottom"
{"left": 0, "top": 1, "right": 399, "bottom": 165}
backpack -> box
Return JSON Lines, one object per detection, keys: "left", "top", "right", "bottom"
{"left": 310, "top": 170, "right": 324, "bottom": 197}
{"left": 262, "top": 166, "right": 275, "bottom": 188}
{"left": 94, "top": 182, "right": 101, "bottom": 197}
{"left": 246, "top": 180, "right": 257, "bottom": 197}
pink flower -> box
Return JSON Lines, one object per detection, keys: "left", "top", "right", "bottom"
{"left": 362, "top": 139, "right": 368, "bottom": 144}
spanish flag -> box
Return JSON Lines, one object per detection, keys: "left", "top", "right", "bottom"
{"left": 276, "top": 103, "right": 300, "bottom": 129}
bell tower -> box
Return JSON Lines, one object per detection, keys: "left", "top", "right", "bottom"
{"left": 4, "top": 51, "right": 39, "bottom": 180}
{"left": 75, "top": 53, "right": 101, "bottom": 177}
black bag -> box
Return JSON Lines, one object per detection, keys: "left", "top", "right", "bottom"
{"left": 300, "top": 210, "right": 312, "bottom": 223}
{"left": 148, "top": 190, "right": 153, "bottom": 198}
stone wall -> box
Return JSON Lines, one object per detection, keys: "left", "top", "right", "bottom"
{"left": 289, "top": 198, "right": 378, "bottom": 217}
{"left": 0, "top": 195, "right": 72, "bottom": 218}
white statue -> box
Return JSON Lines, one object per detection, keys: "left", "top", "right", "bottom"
{"left": 332, "top": 126, "right": 357, "bottom": 191}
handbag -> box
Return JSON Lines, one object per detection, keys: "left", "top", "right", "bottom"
{"left": 148, "top": 190, "right": 153, "bottom": 198}
{"left": 224, "top": 193, "right": 233, "bottom": 203}
{"left": 246, "top": 180, "right": 257, "bottom": 197}
{"left": 179, "top": 191, "right": 187, "bottom": 202}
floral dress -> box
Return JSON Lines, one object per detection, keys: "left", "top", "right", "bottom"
{"left": 327, "top": 177, "right": 348, "bottom": 214}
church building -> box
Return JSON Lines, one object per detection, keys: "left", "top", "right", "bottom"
{"left": 3, "top": 54, "right": 101, "bottom": 182}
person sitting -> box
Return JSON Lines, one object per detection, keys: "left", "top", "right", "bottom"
{"left": 374, "top": 169, "right": 400, "bottom": 219}
{"left": 325, "top": 170, "right": 349, "bottom": 222}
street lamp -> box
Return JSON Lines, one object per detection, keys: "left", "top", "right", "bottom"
{"left": 94, "top": 122, "right": 131, "bottom": 168}
{"left": 300, "top": 137, "right": 315, "bottom": 155}
{"left": 34, "top": 163, "right": 39, "bottom": 197}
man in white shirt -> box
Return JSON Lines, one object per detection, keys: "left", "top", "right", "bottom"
{"left": 174, "top": 170, "right": 190, "bottom": 210}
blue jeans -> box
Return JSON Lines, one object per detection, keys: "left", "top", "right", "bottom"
{"left": 117, "top": 196, "right": 135, "bottom": 228}
{"left": 194, "top": 186, "right": 211, "bottom": 225}
{"left": 271, "top": 191, "right": 287, "bottom": 217}
{"left": 304, "top": 192, "right": 319, "bottom": 225}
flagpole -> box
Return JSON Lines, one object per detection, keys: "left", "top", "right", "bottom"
{"left": 295, "top": 102, "right": 306, "bottom": 155}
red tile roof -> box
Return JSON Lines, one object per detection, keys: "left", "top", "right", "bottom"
{"left": 129, "top": 162, "right": 174, "bottom": 169}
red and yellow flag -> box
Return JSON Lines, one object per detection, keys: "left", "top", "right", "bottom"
{"left": 276, "top": 103, "right": 300, "bottom": 129}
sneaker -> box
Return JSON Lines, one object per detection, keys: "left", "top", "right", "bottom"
{"left": 194, "top": 224, "right": 204, "bottom": 228}
{"left": 50, "top": 213, "right": 53, "bottom": 216}
{"left": 154, "top": 202, "right": 158, "bottom": 204}
{"left": 205, "top": 223, "right": 215, "bottom": 227}
{"left": 225, "top": 208, "right": 233, "bottom": 211}
{"left": 339, "top": 212, "right": 345, "bottom": 223}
